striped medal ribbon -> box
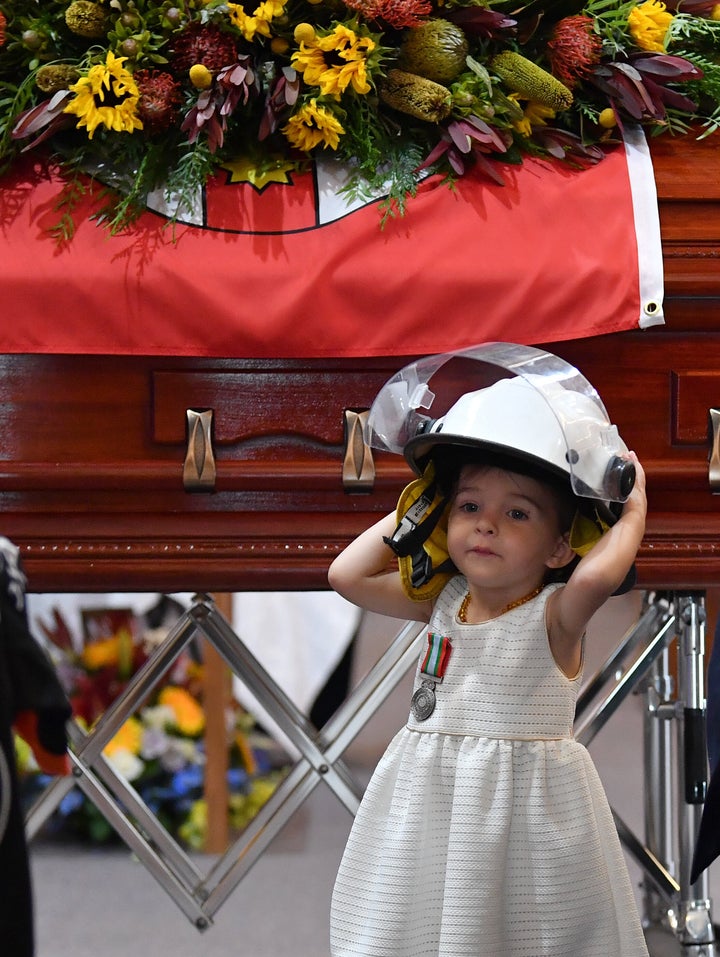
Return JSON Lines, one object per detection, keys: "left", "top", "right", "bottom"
{"left": 411, "top": 632, "right": 452, "bottom": 721}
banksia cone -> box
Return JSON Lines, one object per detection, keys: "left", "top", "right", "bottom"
{"left": 36, "top": 64, "right": 81, "bottom": 93}
{"left": 491, "top": 51, "right": 573, "bottom": 110}
{"left": 398, "top": 18, "right": 469, "bottom": 84}
{"left": 380, "top": 68, "right": 452, "bottom": 122}
{"left": 64, "top": 1, "right": 108, "bottom": 38}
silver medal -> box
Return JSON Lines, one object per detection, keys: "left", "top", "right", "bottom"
{"left": 411, "top": 681, "right": 436, "bottom": 721}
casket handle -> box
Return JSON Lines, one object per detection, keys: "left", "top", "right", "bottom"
{"left": 708, "top": 409, "right": 720, "bottom": 492}
{"left": 342, "top": 409, "right": 375, "bottom": 492}
{"left": 184, "top": 409, "right": 216, "bottom": 492}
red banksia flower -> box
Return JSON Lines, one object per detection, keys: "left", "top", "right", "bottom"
{"left": 0, "top": 10, "right": 6, "bottom": 47}
{"left": 134, "top": 70, "right": 182, "bottom": 134}
{"left": 547, "top": 15, "right": 602, "bottom": 88}
{"left": 170, "top": 22, "right": 238, "bottom": 75}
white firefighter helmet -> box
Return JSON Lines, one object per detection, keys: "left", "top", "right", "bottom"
{"left": 368, "top": 343, "right": 637, "bottom": 600}
{"left": 367, "top": 341, "right": 635, "bottom": 507}
{"left": 404, "top": 375, "right": 635, "bottom": 505}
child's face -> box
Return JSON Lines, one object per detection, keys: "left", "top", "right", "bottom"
{"left": 445, "top": 464, "right": 572, "bottom": 593}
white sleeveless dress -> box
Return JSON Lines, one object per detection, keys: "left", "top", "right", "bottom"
{"left": 330, "top": 577, "right": 649, "bottom": 957}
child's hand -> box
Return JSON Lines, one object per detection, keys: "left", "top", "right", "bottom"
{"left": 619, "top": 452, "right": 647, "bottom": 529}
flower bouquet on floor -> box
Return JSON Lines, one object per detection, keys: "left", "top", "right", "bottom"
{"left": 0, "top": 0, "right": 719, "bottom": 235}
{"left": 16, "top": 603, "right": 289, "bottom": 850}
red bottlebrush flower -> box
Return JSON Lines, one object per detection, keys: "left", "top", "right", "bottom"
{"left": 547, "top": 15, "right": 602, "bottom": 88}
{"left": 344, "top": 0, "right": 433, "bottom": 29}
{"left": 134, "top": 69, "right": 182, "bottom": 134}
{"left": 0, "top": 10, "right": 6, "bottom": 47}
{"left": 170, "top": 22, "right": 238, "bottom": 75}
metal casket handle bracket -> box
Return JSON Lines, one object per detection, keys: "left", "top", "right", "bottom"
{"left": 342, "top": 409, "right": 375, "bottom": 493}
{"left": 183, "top": 408, "right": 217, "bottom": 492}
{"left": 709, "top": 408, "right": 720, "bottom": 492}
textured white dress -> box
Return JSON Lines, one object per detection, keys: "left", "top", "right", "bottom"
{"left": 330, "top": 577, "right": 649, "bottom": 957}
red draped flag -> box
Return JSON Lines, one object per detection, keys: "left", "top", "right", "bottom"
{"left": 0, "top": 128, "right": 663, "bottom": 358}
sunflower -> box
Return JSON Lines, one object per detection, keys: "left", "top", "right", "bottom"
{"left": 292, "top": 24, "right": 376, "bottom": 98}
{"left": 63, "top": 51, "right": 143, "bottom": 138}
{"left": 283, "top": 98, "right": 345, "bottom": 150}
{"left": 227, "top": 0, "right": 286, "bottom": 42}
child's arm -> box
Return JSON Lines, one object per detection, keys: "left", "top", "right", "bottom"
{"left": 328, "top": 513, "right": 434, "bottom": 623}
{"left": 548, "top": 453, "right": 647, "bottom": 674}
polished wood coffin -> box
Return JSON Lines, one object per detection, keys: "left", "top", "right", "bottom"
{"left": 1, "top": 133, "right": 718, "bottom": 593}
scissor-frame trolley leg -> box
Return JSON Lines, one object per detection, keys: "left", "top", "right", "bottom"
{"left": 577, "top": 592, "right": 716, "bottom": 955}
{"left": 25, "top": 595, "right": 424, "bottom": 929}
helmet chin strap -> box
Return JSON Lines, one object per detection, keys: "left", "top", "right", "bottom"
{"left": 383, "top": 462, "right": 456, "bottom": 602}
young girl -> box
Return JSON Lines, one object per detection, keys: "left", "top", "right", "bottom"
{"left": 328, "top": 399, "right": 649, "bottom": 955}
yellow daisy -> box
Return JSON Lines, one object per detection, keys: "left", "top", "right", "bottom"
{"left": 64, "top": 50, "right": 143, "bottom": 138}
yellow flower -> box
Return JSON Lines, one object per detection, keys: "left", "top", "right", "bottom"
{"left": 283, "top": 98, "right": 345, "bottom": 151}
{"left": 104, "top": 716, "right": 143, "bottom": 757}
{"left": 509, "top": 94, "right": 556, "bottom": 136}
{"left": 63, "top": 50, "right": 143, "bottom": 138}
{"left": 81, "top": 635, "right": 120, "bottom": 671}
{"left": 178, "top": 798, "right": 207, "bottom": 850}
{"left": 189, "top": 64, "right": 213, "bottom": 89}
{"left": 292, "top": 24, "right": 375, "bottom": 97}
{"left": 227, "top": 0, "right": 286, "bottom": 42}
{"left": 158, "top": 686, "right": 205, "bottom": 736}
{"left": 627, "top": 1, "right": 673, "bottom": 53}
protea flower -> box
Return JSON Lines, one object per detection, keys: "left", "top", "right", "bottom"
{"left": 134, "top": 70, "right": 182, "bottom": 134}
{"left": 343, "top": 0, "right": 433, "bottom": 30}
{"left": 547, "top": 15, "right": 602, "bottom": 88}
{"left": 170, "top": 22, "right": 238, "bottom": 75}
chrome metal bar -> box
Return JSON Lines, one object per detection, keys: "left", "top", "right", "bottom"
{"left": 67, "top": 722, "right": 205, "bottom": 890}
{"left": 613, "top": 808, "right": 679, "bottom": 902}
{"left": 67, "top": 750, "right": 210, "bottom": 928}
{"left": 576, "top": 597, "right": 672, "bottom": 720}
{"left": 642, "top": 648, "right": 677, "bottom": 929}
{"left": 574, "top": 611, "right": 677, "bottom": 746}
{"left": 675, "top": 594, "right": 716, "bottom": 955}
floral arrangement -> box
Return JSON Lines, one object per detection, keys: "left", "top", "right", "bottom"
{"left": 17, "top": 605, "right": 286, "bottom": 849}
{"left": 0, "top": 0, "right": 719, "bottom": 234}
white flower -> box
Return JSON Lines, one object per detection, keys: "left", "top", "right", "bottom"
{"left": 141, "top": 726, "right": 170, "bottom": 760}
{"left": 159, "top": 737, "right": 203, "bottom": 772}
{"left": 105, "top": 747, "right": 145, "bottom": 782}
{"left": 141, "top": 704, "right": 175, "bottom": 730}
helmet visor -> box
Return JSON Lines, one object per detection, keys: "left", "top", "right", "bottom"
{"left": 365, "top": 342, "right": 632, "bottom": 503}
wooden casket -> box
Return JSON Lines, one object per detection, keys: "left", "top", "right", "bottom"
{"left": 0, "top": 132, "right": 718, "bottom": 595}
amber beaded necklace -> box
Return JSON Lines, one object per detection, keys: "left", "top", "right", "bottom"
{"left": 457, "top": 584, "right": 545, "bottom": 624}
